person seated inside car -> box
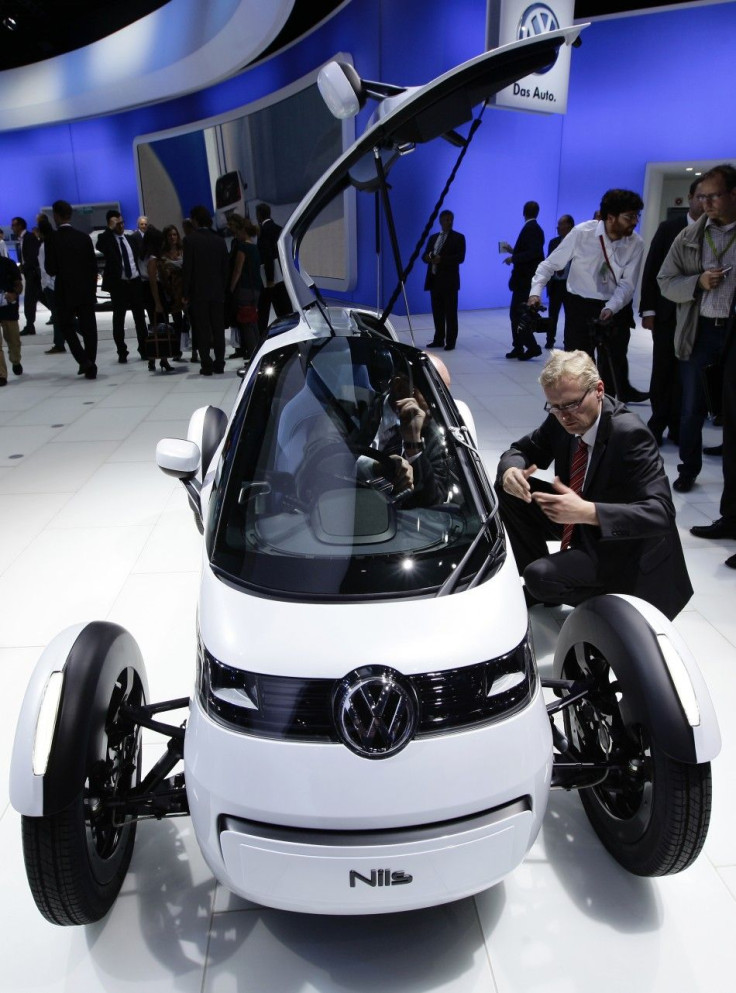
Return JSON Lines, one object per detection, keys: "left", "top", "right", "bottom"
{"left": 359, "top": 371, "right": 451, "bottom": 506}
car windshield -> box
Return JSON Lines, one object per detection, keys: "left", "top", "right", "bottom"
{"left": 207, "top": 335, "right": 503, "bottom": 599}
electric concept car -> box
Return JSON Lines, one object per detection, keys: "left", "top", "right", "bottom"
{"left": 10, "top": 25, "right": 721, "bottom": 925}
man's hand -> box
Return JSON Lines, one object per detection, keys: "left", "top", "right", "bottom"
{"left": 527, "top": 295, "right": 545, "bottom": 312}
{"left": 531, "top": 476, "right": 599, "bottom": 526}
{"left": 502, "top": 464, "right": 537, "bottom": 503}
{"left": 395, "top": 396, "right": 426, "bottom": 443}
{"left": 641, "top": 315, "right": 655, "bottom": 332}
{"left": 599, "top": 308, "right": 613, "bottom": 322}
{"left": 699, "top": 267, "right": 728, "bottom": 291}
{"left": 390, "top": 455, "right": 414, "bottom": 494}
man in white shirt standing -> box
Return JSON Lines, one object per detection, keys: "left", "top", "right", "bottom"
{"left": 528, "top": 189, "right": 647, "bottom": 404}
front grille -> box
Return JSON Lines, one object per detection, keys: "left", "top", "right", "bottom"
{"left": 200, "top": 636, "right": 536, "bottom": 743}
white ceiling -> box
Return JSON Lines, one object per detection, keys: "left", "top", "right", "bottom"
{"left": 0, "top": 0, "right": 296, "bottom": 132}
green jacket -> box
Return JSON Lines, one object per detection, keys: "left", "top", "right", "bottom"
{"left": 657, "top": 214, "right": 707, "bottom": 360}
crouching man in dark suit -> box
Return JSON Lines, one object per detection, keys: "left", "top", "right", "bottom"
{"left": 496, "top": 350, "right": 692, "bottom": 619}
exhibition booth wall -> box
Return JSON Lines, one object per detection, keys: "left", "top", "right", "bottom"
{"left": 0, "top": 0, "right": 733, "bottom": 313}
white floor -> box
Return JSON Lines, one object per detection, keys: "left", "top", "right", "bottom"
{"left": 1, "top": 307, "right": 734, "bottom": 993}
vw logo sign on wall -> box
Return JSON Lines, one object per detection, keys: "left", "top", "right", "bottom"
{"left": 333, "top": 666, "right": 418, "bottom": 759}
{"left": 517, "top": 3, "right": 559, "bottom": 39}
{"left": 518, "top": 3, "right": 560, "bottom": 74}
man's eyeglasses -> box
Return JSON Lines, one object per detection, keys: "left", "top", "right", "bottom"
{"left": 618, "top": 212, "right": 641, "bottom": 223}
{"left": 695, "top": 191, "right": 729, "bottom": 203}
{"left": 544, "top": 388, "right": 594, "bottom": 415}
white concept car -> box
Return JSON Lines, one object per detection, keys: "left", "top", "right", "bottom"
{"left": 10, "top": 26, "right": 721, "bottom": 925}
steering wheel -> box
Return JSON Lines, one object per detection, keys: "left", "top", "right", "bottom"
{"left": 295, "top": 440, "right": 412, "bottom": 505}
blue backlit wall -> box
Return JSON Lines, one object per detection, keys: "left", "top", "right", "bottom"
{"left": 1, "top": 0, "right": 735, "bottom": 313}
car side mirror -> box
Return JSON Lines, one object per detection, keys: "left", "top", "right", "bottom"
{"left": 187, "top": 406, "right": 228, "bottom": 483}
{"left": 156, "top": 438, "right": 204, "bottom": 533}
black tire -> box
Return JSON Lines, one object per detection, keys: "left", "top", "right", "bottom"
{"left": 562, "top": 642, "right": 712, "bottom": 876}
{"left": 21, "top": 664, "right": 145, "bottom": 925}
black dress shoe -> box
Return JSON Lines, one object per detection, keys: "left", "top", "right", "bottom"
{"left": 45, "top": 346, "right": 66, "bottom": 354}
{"left": 118, "top": 353, "right": 128, "bottom": 364}
{"left": 703, "top": 444, "right": 723, "bottom": 456}
{"left": 505, "top": 348, "right": 523, "bottom": 359}
{"left": 518, "top": 345, "right": 542, "bottom": 361}
{"left": 199, "top": 367, "right": 213, "bottom": 376}
{"left": 619, "top": 388, "right": 650, "bottom": 403}
{"left": 20, "top": 327, "right": 36, "bottom": 336}
{"left": 427, "top": 340, "right": 444, "bottom": 348}
{"left": 672, "top": 474, "right": 695, "bottom": 493}
{"left": 213, "top": 363, "right": 225, "bottom": 374}
{"left": 84, "top": 364, "right": 97, "bottom": 380}
{"left": 12, "top": 363, "right": 23, "bottom": 375}
{"left": 690, "top": 517, "right": 736, "bottom": 539}
{"left": 725, "top": 553, "right": 736, "bottom": 569}
{"left": 0, "top": 377, "right": 6, "bottom": 386}
{"left": 444, "top": 345, "right": 455, "bottom": 351}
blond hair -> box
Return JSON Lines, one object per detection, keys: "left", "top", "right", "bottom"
{"left": 539, "top": 349, "right": 600, "bottom": 392}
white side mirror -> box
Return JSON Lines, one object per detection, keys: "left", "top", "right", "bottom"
{"left": 156, "top": 438, "right": 201, "bottom": 479}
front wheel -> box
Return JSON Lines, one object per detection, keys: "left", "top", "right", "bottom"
{"left": 562, "top": 642, "right": 712, "bottom": 876}
{"left": 21, "top": 664, "right": 145, "bottom": 925}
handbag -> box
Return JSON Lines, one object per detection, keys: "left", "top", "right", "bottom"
{"left": 701, "top": 361, "right": 724, "bottom": 419}
{"left": 236, "top": 303, "right": 258, "bottom": 325}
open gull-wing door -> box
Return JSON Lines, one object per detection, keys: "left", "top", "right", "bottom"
{"left": 278, "top": 25, "right": 586, "bottom": 319}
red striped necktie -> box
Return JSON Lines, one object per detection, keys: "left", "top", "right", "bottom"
{"left": 561, "top": 438, "right": 588, "bottom": 550}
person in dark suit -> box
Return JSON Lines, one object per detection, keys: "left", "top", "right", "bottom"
{"left": 503, "top": 201, "right": 545, "bottom": 360}
{"left": 496, "top": 349, "right": 692, "bottom": 620}
{"left": 422, "top": 210, "right": 466, "bottom": 351}
{"left": 96, "top": 210, "right": 148, "bottom": 363}
{"left": 44, "top": 200, "right": 99, "bottom": 379}
{"left": 11, "top": 216, "right": 41, "bottom": 335}
{"left": 639, "top": 181, "right": 704, "bottom": 446}
{"left": 544, "top": 214, "right": 574, "bottom": 349}
{"left": 181, "top": 205, "right": 230, "bottom": 376}
{"left": 255, "top": 203, "right": 292, "bottom": 334}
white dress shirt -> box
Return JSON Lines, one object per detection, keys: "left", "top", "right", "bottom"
{"left": 531, "top": 219, "right": 644, "bottom": 316}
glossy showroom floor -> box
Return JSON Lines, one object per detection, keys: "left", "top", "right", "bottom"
{"left": 1, "top": 306, "right": 734, "bottom": 993}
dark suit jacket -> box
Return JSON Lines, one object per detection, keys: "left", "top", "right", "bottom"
{"left": 639, "top": 215, "right": 688, "bottom": 324}
{"left": 258, "top": 218, "right": 282, "bottom": 284}
{"left": 422, "top": 229, "right": 466, "bottom": 292}
{"left": 182, "top": 227, "right": 230, "bottom": 303}
{"left": 508, "top": 219, "right": 544, "bottom": 292}
{"left": 497, "top": 395, "right": 692, "bottom": 619}
{"left": 18, "top": 229, "right": 40, "bottom": 274}
{"left": 44, "top": 225, "right": 98, "bottom": 306}
{"left": 95, "top": 227, "right": 141, "bottom": 292}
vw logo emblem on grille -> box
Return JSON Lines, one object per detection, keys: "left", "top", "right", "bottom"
{"left": 333, "top": 666, "right": 418, "bottom": 759}
{"left": 517, "top": 3, "right": 559, "bottom": 39}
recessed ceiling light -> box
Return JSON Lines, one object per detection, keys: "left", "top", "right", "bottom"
{"left": 685, "top": 167, "right": 693, "bottom": 172}
{"left": 695, "top": 171, "right": 702, "bottom": 176}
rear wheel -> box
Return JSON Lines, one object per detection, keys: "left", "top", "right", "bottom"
{"left": 562, "top": 642, "right": 711, "bottom": 876}
{"left": 21, "top": 665, "right": 145, "bottom": 925}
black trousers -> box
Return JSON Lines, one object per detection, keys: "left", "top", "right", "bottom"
{"left": 110, "top": 280, "right": 148, "bottom": 356}
{"left": 721, "top": 332, "right": 736, "bottom": 521}
{"left": 189, "top": 299, "right": 225, "bottom": 371}
{"left": 23, "top": 267, "right": 42, "bottom": 327}
{"left": 57, "top": 301, "right": 98, "bottom": 370}
{"left": 648, "top": 317, "right": 681, "bottom": 441}
{"left": 258, "top": 281, "right": 292, "bottom": 333}
{"left": 563, "top": 293, "right": 630, "bottom": 398}
{"left": 429, "top": 287, "right": 459, "bottom": 347}
{"left": 496, "top": 478, "right": 605, "bottom": 606}
{"left": 546, "top": 280, "right": 566, "bottom": 346}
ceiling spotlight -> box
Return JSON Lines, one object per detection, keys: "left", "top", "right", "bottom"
{"left": 685, "top": 167, "right": 693, "bottom": 172}
{"left": 2, "top": 16, "right": 17, "bottom": 31}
